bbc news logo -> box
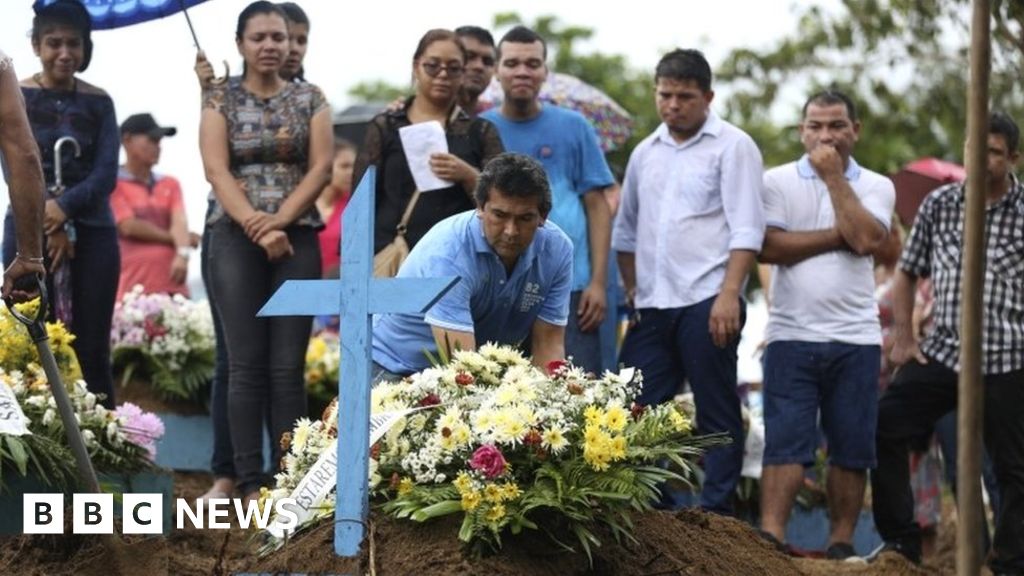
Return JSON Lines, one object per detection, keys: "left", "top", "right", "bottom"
{"left": 23, "top": 494, "right": 300, "bottom": 534}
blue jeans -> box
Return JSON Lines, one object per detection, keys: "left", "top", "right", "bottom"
{"left": 200, "top": 215, "right": 233, "bottom": 479}
{"left": 763, "top": 341, "right": 880, "bottom": 469}
{"left": 207, "top": 220, "right": 319, "bottom": 494}
{"left": 617, "top": 295, "right": 746, "bottom": 514}
{"left": 3, "top": 219, "right": 119, "bottom": 408}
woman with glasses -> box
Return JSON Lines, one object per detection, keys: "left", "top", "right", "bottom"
{"left": 2, "top": 0, "right": 120, "bottom": 408}
{"left": 354, "top": 28, "right": 503, "bottom": 260}
{"left": 199, "top": 0, "right": 332, "bottom": 503}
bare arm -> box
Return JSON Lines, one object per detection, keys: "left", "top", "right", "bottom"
{"left": 0, "top": 58, "right": 45, "bottom": 299}
{"left": 530, "top": 319, "right": 566, "bottom": 370}
{"left": 430, "top": 325, "right": 476, "bottom": 360}
{"left": 709, "top": 249, "right": 758, "bottom": 348}
{"left": 577, "top": 189, "right": 611, "bottom": 331}
{"left": 116, "top": 218, "right": 175, "bottom": 245}
{"left": 810, "top": 147, "right": 886, "bottom": 255}
{"left": 617, "top": 251, "right": 636, "bottom": 308}
{"left": 758, "top": 226, "right": 845, "bottom": 265}
{"left": 199, "top": 108, "right": 257, "bottom": 224}
{"left": 889, "top": 268, "right": 927, "bottom": 366}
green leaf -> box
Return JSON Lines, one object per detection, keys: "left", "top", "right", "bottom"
{"left": 5, "top": 436, "right": 28, "bottom": 476}
{"left": 410, "top": 499, "right": 462, "bottom": 521}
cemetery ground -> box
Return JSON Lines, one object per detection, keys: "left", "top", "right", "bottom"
{"left": 0, "top": 471, "right": 974, "bottom": 576}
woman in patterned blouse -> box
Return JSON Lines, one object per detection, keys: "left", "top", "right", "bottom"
{"left": 199, "top": 0, "right": 332, "bottom": 502}
{"left": 3, "top": 0, "right": 120, "bottom": 408}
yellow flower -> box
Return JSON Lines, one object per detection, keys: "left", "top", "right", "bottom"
{"left": 484, "top": 484, "right": 503, "bottom": 503}
{"left": 306, "top": 336, "right": 326, "bottom": 364}
{"left": 485, "top": 503, "right": 506, "bottom": 522}
{"left": 583, "top": 405, "right": 603, "bottom": 426}
{"left": 461, "top": 490, "right": 482, "bottom": 511}
{"left": 610, "top": 435, "right": 627, "bottom": 459}
{"left": 669, "top": 409, "right": 691, "bottom": 434}
{"left": 500, "top": 483, "right": 522, "bottom": 502}
{"left": 453, "top": 472, "right": 473, "bottom": 494}
{"left": 451, "top": 423, "right": 471, "bottom": 445}
{"left": 397, "top": 478, "right": 414, "bottom": 496}
{"left": 604, "top": 404, "right": 628, "bottom": 432}
{"left": 583, "top": 423, "right": 604, "bottom": 444}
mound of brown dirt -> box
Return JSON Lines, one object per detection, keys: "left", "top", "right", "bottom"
{"left": 248, "top": 507, "right": 802, "bottom": 576}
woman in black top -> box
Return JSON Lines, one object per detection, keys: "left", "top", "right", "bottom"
{"left": 353, "top": 28, "right": 504, "bottom": 255}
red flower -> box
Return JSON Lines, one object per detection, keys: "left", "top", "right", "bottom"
{"left": 523, "top": 429, "right": 542, "bottom": 446}
{"left": 370, "top": 442, "right": 381, "bottom": 460}
{"left": 455, "top": 372, "right": 475, "bottom": 387}
{"left": 630, "top": 403, "right": 648, "bottom": 420}
{"left": 469, "top": 444, "right": 507, "bottom": 479}
{"left": 417, "top": 393, "right": 441, "bottom": 408}
{"left": 546, "top": 359, "right": 568, "bottom": 376}
{"left": 143, "top": 317, "right": 168, "bottom": 340}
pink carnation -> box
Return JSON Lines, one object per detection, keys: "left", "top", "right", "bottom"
{"left": 115, "top": 403, "right": 166, "bottom": 461}
{"left": 469, "top": 444, "right": 507, "bottom": 479}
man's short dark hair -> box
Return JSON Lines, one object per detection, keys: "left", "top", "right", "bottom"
{"left": 802, "top": 90, "right": 859, "bottom": 122}
{"left": 475, "top": 153, "right": 552, "bottom": 217}
{"left": 990, "top": 111, "right": 1020, "bottom": 153}
{"left": 497, "top": 25, "right": 547, "bottom": 61}
{"left": 455, "top": 25, "right": 495, "bottom": 48}
{"left": 655, "top": 49, "right": 712, "bottom": 92}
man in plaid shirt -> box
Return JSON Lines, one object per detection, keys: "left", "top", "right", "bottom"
{"left": 870, "top": 112, "right": 1024, "bottom": 573}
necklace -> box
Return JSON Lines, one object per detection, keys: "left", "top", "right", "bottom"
{"left": 32, "top": 72, "right": 76, "bottom": 92}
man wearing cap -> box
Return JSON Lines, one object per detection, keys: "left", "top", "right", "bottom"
{"left": 110, "top": 113, "right": 196, "bottom": 301}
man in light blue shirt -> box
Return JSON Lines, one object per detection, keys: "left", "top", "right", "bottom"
{"left": 481, "top": 25, "right": 614, "bottom": 375}
{"left": 373, "top": 153, "right": 573, "bottom": 376}
{"left": 611, "top": 49, "right": 765, "bottom": 515}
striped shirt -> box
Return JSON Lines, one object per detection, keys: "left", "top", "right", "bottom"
{"left": 899, "top": 177, "right": 1024, "bottom": 374}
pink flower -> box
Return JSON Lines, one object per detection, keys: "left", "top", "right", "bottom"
{"left": 469, "top": 445, "right": 507, "bottom": 479}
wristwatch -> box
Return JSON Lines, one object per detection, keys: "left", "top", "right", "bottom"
{"left": 176, "top": 246, "right": 192, "bottom": 260}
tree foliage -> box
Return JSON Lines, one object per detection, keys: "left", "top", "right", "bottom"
{"left": 716, "top": 0, "right": 1024, "bottom": 172}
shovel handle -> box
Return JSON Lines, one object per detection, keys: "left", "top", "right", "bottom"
{"left": 4, "top": 276, "right": 48, "bottom": 341}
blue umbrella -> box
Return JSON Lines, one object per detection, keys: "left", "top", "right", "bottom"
{"left": 34, "top": 0, "right": 212, "bottom": 47}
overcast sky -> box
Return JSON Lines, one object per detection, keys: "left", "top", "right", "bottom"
{"left": 0, "top": 0, "right": 831, "bottom": 283}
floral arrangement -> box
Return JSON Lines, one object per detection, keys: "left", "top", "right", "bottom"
{"left": 263, "top": 345, "right": 727, "bottom": 557}
{"left": 0, "top": 298, "right": 81, "bottom": 386}
{"left": 110, "top": 285, "right": 215, "bottom": 401}
{"left": 5, "top": 366, "right": 162, "bottom": 473}
{"left": 305, "top": 332, "right": 340, "bottom": 412}
{"left": 0, "top": 299, "right": 165, "bottom": 492}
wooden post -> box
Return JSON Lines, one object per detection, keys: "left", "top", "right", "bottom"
{"left": 958, "top": 0, "right": 990, "bottom": 574}
{"left": 258, "top": 167, "right": 459, "bottom": 556}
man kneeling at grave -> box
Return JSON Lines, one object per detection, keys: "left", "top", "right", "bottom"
{"left": 371, "top": 153, "right": 573, "bottom": 380}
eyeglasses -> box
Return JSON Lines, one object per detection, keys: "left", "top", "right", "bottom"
{"left": 420, "top": 61, "right": 465, "bottom": 78}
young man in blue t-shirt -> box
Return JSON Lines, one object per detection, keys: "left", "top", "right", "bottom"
{"left": 480, "top": 25, "right": 614, "bottom": 375}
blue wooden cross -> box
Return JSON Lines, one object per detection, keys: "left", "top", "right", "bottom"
{"left": 258, "top": 167, "right": 459, "bottom": 556}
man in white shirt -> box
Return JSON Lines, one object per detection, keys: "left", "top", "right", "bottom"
{"left": 612, "top": 48, "right": 765, "bottom": 515}
{"left": 757, "top": 90, "right": 894, "bottom": 559}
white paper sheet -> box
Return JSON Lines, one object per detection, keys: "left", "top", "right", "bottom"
{"left": 398, "top": 121, "right": 452, "bottom": 192}
{"left": 0, "top": 384, "right": 30, "bottom": 436}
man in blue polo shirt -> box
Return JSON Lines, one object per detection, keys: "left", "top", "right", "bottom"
{"left": 372, "top": 153, "right": 573, "bottom": 377}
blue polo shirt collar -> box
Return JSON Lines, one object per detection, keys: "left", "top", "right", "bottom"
{"left": 797, "top": 154, "right": 862, "bottom": 181}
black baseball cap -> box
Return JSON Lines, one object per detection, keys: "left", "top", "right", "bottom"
{"left": 120, "top": 113, "right": 177, "bottom": 138}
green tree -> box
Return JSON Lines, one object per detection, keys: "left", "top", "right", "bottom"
{"left": 347, "top": 79, "right": 407, "bottom": 103}
{"left": 716, "top": 0, "right": 1024, "bottom": 172}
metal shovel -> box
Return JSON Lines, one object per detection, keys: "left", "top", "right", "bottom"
{"left": 4, "top": 277, "right": 100, "bottom": 493}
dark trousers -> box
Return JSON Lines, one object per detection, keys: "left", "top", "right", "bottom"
{"left": 872, "top": 358, "right": 1024, "bottom": 572}
{"left": 200, "top": 219, "right": 233, "bottom": 479}
{"left": 207, "top": 220, "right": 319, "bottom": 495}
{"left": 618, "top": 295, "right": 746, "bottom": 514}
{"left": 3, "top": 219, "right": 119, "bottom": 408}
